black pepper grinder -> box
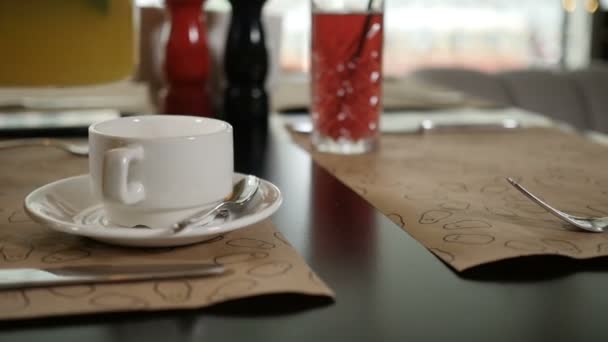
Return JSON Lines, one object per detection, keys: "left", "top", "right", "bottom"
{"left": 223, "top": 0, "right": 268, "bottom": 123}
{"left": 223, "top": 0, "right": 269, "bottom": 175}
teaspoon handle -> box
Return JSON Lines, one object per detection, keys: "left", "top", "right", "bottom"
{"left": 172, "top": 201, "right": 229, "bottom": 233}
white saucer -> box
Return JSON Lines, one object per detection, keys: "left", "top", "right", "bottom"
{"left": 24, "top": 173, "right": 282, "bottom": 247}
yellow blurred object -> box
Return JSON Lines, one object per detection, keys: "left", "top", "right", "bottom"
{"left": 0, "top": 0, "right": 136, "bottom": 86}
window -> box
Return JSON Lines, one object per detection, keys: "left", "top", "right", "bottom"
{"left": 271, "top": 0, "right": 566, "bottom": 76}
{"left": 138, "top": 0, "right": 598, "bottom": 75}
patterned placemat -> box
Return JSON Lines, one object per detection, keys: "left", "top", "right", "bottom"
{"left": 291, "top": 128, "right": 608, "bottom": 271}
{"left": 0, "top": 147, "right": 333, "bottom": 320}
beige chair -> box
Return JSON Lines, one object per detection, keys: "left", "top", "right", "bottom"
{"left": 568, "top": 67, "right": 608, "bottom": 133}
{"left": 409, "top": 68, "right": 513, "bottom": 107}
{"left": 498, "top": 69, "right": 591, "bottom": 130}
{"left": 409, "top": 65, "right": 608, "bottom": 133}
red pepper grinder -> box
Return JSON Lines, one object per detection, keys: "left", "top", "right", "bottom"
{"left": 162, "top": 0, "right": 213, "bottom": 117}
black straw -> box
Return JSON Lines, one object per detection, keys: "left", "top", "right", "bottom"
{"left": 352, "top": 0, "right": 375, "bottom": 61}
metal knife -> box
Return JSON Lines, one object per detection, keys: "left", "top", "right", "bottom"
{"left": 287, "top": 117, "right": 521, "bottom": 134}
{"left": 0, "top": 263, "right": 225, "bottom": 291}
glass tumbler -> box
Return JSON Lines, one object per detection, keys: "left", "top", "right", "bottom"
{"left": 310, "top": 0, "right": 384, "bottom": 154}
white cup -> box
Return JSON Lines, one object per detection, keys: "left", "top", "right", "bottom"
{"left": 88, "top": 115, "right": 234, "bottom": 228}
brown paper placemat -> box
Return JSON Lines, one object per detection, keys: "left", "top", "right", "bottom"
{"left": 291, "top": 128, "right": 608, "bottom": 271}
{"left": 0, "top": 147, "right": 333, "bottom": 321}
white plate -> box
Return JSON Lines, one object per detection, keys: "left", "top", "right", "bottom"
{"left": 24, "top": 173, "right": 282, "bottom": 247}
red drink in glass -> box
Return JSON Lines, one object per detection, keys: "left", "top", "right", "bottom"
{"left": 311, "top": 11, "right": 383, "bottom": 154}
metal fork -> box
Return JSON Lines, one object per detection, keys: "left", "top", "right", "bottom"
{"left": 0, "top": 138, "right": 88, "bottom": 156}
{"left": 506, "top": 177, "right": 608, "bottom": 233}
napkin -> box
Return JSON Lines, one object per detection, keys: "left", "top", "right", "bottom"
{"left": 291, "top": 127, "right": 608, "bottom": 271}
{"left": 0, "top": 147, "right": 334, "bottom": 320}
{"left": 0, "top": 80, "right": 154, "bottom": 114}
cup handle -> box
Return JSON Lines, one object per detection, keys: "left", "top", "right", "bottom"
{"left": 103, "top": 145, "right": 145, "bottom": 205}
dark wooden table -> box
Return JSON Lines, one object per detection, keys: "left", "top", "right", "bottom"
{"left": 1, "top": 117, "right": 608, "bottom": 341}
